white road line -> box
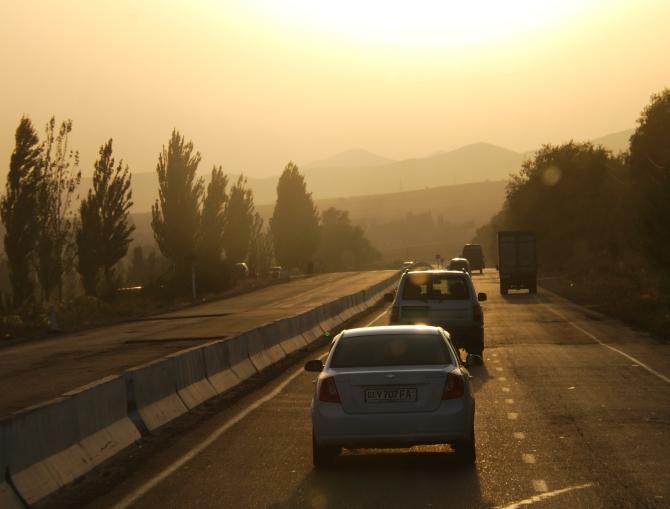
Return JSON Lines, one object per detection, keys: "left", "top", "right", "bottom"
{"left": 507, "top": 412, "right": 518, "bottom": 420}
{"left": 495, "top": 367, "right": 503, "bottom": 372}
{"left": 532, "top": 480, "right": 548, "bottom": 493}
{"left": 522, "top": 453, "right": 536, "bottom": 464}
{"left": 513, "top": 432, "right": 525, "bottom": 440}
{"left": 110, "top": 308, "right": 390, "bottom": 509}
{"left": 505, "top": 398, "right": 514, "bottom": 404}
{"left": 498, "top": 377, "right": 507, "bottom": 381}
{"left": 543, "top": 304, "right": 670, "bottom": 384}
{"left": 502, "top": 387, "right": 511, "bottom": 393}
{"left": 495, "top": 483, "right": 593, "bottom": 509}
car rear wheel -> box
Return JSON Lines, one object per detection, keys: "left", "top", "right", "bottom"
{"left": 500, "top": 283, "right": 508, "bottom": 295}
{"left": 312, "top": 434, "right": 339, "bottom": 468}
{"left": 453, "top": 428, "right": 476, "bottom": 465}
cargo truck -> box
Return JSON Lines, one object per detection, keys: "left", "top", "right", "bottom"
{"left": 497, "top": 231, "right": 537, "bottom": 295}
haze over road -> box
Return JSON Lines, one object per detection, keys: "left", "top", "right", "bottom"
{"left": 0, "top": 271, "right": 395, "bottom": 415}
{"left": 46, "top": 270, "right": 670, "bottom": 509}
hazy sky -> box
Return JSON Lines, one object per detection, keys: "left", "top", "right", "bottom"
{"left": 1, "top": 0, "right": 669, "bottom": 178}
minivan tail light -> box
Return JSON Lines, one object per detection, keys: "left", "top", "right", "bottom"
{"left": 318, "top": 376, "right": 341, "bottom": 403}
{"left": 473, "top": 304, "right": 483, "bottom": 324}
{"left": 442, "top": 371, "right": 465, "bottom": 400}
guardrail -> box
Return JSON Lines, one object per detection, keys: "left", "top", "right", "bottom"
{"left": 0, "top": 271, "right": 399, "bottom": 507}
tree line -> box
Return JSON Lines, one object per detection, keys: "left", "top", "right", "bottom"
{"left": 473, "top": 89, "right": 670, "bottom": 273}
{"left": 1, "top": 122, "right": 379, "bottom": 310}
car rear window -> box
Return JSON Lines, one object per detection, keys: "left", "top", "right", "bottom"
{"left": 401, "top": 273, "right": 470, "bottom": 300}
{"left": 330, "top": 333, "right": 451, "bottom": 368}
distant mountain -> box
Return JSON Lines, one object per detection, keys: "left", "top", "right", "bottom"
{"left": 299, "top": 142, "right": 524, "bottom": 201}
{"left": 116, "top": 131, "right": 634, "bottom": 213}
{"left": 304, "top": 149, "right": 394, "bottom": 169}
{"left": 591, "top": 128, "right": 634, "bottom": 153}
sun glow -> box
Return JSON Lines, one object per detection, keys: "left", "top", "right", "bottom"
{"left": 237, "top": 0, "right": 598, "bottom": 49}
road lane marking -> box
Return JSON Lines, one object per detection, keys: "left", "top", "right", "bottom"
{"left": 513, "top": 432, "right": 525, "bottom": 440}
{"left": 495, "top": 483, "right": 593, "bottom": 509}
{"left": 495, "top": 367, "right": 503, "bottom": 371}
{"left": 507, "top": 412, "right": 518, "bottom": 420}
{"left": 522, "top": 453, "right": 536, "bottom": 464}
{"left": 532, "top": 480, "right": 548, "bottom": 493}
{"left": 110, "top": 308, "right": 390, "bottom": 509}
{"left": 505, "top": 398, "right": 514, "bottom": 404}
{"left": 498, "top": 377, "right": 507, "bottom": 381}
{"left": 544, "top": 305, "right": 670, "bottom": 384}
{"left": 502, "top": 387, "right": 510, "bottom": 393}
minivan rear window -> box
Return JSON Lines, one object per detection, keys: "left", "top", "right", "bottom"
{"left": 402, "top": 273, "right": 470, "bottom": 300}
{"left": 330, "top": 333, "right": 451, "bottom": 368}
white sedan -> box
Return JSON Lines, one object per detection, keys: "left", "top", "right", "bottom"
{"left": 305, "top": 325, "right": 476, "bottom": 467}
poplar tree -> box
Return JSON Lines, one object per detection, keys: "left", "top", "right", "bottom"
{"left": 76, "top": 139, "right": 135, "bottom": 295}
{"left": 35, "top": 117, "right": 81, "bottom": 302}
{"left": 151, "top": 130, "right": 204, "bottom": 287}
{"left": 0, "top": 117, "right": 42, "bottom": 307}
{"left": 198, "top": 165, "right": 228, "bottom": 269}
{"left": 222, "top": 175, "right": 255, "bottom": 263}
{"left": 270, "top": 162, "right": 320, "bottom": 271}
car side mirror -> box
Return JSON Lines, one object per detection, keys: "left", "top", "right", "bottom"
{"left": 304, "top": 359, "right": 324, "bottom": 372}
{"left": 384, "top": 291, "right": 395, "bottom": 303}
{"left": 477, "top": 292, "right": 487, "bottom": 302}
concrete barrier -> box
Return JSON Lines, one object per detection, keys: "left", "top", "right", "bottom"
{"left": 226, "top": 333, "right": 257, "bottom": 381}
{"left": 297, "top": 310, "right": 324, "bottom": 345}
{"left": 64, "top": 375, "right": 141, "bottom": 471}
{"left": 0, "top": 483, "right": 23, "bottom": 509}
{"left": 125, "top": 357, "right": 188, "bottom": 432}
{"left": 203, "top": 340, "right": 241, "bottom": 394}
{"left": 169, "top": 347, "right": 218, "bottom": 410}
{"left": 246, "top": 327, "right": 278, "bottom": 372}
{"left": 277, "top": 317, "right": 307, "bottom": 355}
{"left": 0, "top": 418, "right": 23, "bottom": 509}
{"left": 3, "top": 396, "right": 90, "bottom": 506}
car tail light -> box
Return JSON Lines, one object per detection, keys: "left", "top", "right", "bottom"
{"left": 473, "top": 304, "right": 483, "bottom": 324}
{"left": 318, "top": 376, "right": 341, "bottom": 403}
{"left": 390, "top": 306, "right": 399, "bottom": 322}
{"left": 442, "top": 371, "right": 465, "bottom": 400}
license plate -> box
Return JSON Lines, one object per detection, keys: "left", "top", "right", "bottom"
{"left": 365, "top": 387, "right": 417, "bottom": 403}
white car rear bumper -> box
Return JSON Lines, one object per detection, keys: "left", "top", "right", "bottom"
{"left": 312, "top": 398, "right": 474, "bottom": 447}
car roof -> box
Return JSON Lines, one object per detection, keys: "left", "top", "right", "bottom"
{"left": 405, "top": 269, "right": 468, "bottom": 276}
{"left": 341, "top": 325, "right": 443, "bottom": 337}
{"left": 449, "top": 258, "right": 469, "bottom": 263}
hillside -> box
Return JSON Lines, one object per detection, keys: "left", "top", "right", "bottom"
{"left": 129, "top": 180, "right": 507, "bottom": 265}
{"left": 122, "top": 142, "right": 521, "bottom": 211}
{"left": 304, "top": 149, "right": 394, "bottom": 169}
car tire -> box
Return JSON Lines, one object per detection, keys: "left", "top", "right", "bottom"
{"left": 313, "top": 434, "right": 339, "bottom": 468}
{"left": 500, "top": 283, "right": 508, "bottom": 295}
{"left": 529, "top": 283, "right": 537, "bottom": 294}
{"left": 479, "top": 269, "right": 483, "bottom": 275}
{"left": 453, "top": 428, "right": 476, "bottom": 465}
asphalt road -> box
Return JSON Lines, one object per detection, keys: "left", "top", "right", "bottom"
{"left": 0, "top": 270, "right": 396, "bottom": 415}
{"left": 44, "top": 269, "right": 670, "bottom": 509}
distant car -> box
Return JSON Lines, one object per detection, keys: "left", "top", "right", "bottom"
{"left": 269, "top": 266, "right": 288, "bottom": 280}
{"left": 305, "top": 325, "right": 476, "bottom": 467}
{"left": 462, "top": 244, "right": 485, "bottom": 274}
{"left": 448, "top": 257, "right": 471, "bottom": 274}
{"left": 388, "top": 269, "right": 487, "bottom": 359}
{"left": 234, "top": 262, "right": 249, "bottom": 278}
